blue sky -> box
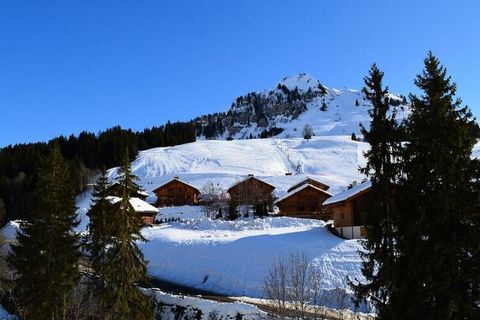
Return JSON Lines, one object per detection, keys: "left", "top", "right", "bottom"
{"left": 1, "top": 0, "right": 479, "bottom": 147}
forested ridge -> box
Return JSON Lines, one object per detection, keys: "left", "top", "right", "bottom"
{"left": 0, "top": 122, "right": 195, "bottom": 222}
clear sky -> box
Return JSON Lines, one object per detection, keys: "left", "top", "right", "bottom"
{"left": 1, "top": 0, "right": 479, "bottom": 147}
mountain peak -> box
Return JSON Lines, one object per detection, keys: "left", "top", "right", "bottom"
{"left": 278, "top": 73, "right": 323, "bottom": 92}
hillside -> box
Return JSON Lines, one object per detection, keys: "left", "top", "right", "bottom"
{"left": 71, "top": 136, "right": 373, "bottom": 311}
{"left": 193, "top": 73, "right": 410, "bottom": 139}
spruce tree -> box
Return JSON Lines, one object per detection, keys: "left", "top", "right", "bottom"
{"left": 9, "top": 143, "right": 80, "bottom": 319}
{"left": 98, "top": 150, "right": 154, "bottom": 319}
{"left": 351, "top": 64, "right": 401, "bottom": 317}
{"left": 395, "top": 52, "right": 480, "bottom": 318}
{"left": 86, "top": 167, "right": 114, "bottom": 316}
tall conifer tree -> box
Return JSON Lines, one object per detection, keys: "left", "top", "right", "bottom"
{"left": 98, "top": 150, "right": 153, "bottom": 319}
{"left": 352, "top": 64, "right": 401, "bottom": 317}
{"left": 9, "top": 143, "right": 80, "bottom": 319}
{"left": 86, "top": 167, "right": 113, "bottom": 317}
{"left": 395, "top": 52, "right": 480, "bottom": 318}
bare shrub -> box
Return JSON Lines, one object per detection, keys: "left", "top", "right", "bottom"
{"left": 201, "top": 181, "right": 229, "bottom": 219}
{"left": 264, "top": 252, "right": 324, "bottom": 319}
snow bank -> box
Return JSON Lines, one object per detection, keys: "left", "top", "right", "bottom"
{"left": 150, "top": 289, "right": 266, "bottom": 320}
{"left": 140, "top": 217, "right": 367, "bottom": 310}
{"left": 0, "top": 304, "right": 16, "bottom": 319}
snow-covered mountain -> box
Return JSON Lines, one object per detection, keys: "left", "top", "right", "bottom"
{"left": 194, "top": 73, "right": 410, "bottom": 139}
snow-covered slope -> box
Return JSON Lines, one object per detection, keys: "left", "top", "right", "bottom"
{"left": 75, "top": 135, "right": 369, "bottom": 230}
{"left": 106, "top": 136, "right": 369, "bottom": 198}
{"left": 141, "top": 215, "right": 368, "bottom": 311}
{"left": 195, "top": 73, "right": 410, "bottom": 139}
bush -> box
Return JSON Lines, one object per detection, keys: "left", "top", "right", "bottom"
{"left": 302, "top": 124, "right": 314, "bottom": 140}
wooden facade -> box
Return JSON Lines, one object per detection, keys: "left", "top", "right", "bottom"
{"left": 153, "top": 177, "right": 200, "bottom": 207}
{"left": 287, "top": 177, "right": 330, "bottom": 193}
{"left": 323, "top": 181, "right": 371, "bottom": 239}
{"left": 275, "top": 184, "right": 332, "bottom": 219}
{"left": 227, "top": 175, "right": 275, "bottom": 208}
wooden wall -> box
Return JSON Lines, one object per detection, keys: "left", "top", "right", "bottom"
{"left": 228, "top": 178, "right": 274, "bottom": 207}
{"left": 277, "top": 187, "right": 331, "bottom": 219}
{"left": 154, "top": 180, "right": 200, "bottom": 207}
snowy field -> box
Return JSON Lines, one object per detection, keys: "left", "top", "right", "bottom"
{"left": 140, "top": 212, "right": 367, "bottom": 310}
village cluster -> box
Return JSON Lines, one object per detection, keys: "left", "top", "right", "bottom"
{"left": 100, "top": 174, "right": 373, "bottom": 239}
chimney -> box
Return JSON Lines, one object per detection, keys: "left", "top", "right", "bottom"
{"left": 173, "top": 176, "right": 179, "bottom": 180}
{"left": 247, "top": 174, "right": 254, "bottom": 177}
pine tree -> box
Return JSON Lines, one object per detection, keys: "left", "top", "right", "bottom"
{"left": 351, "top": 64, "right": 401, "bottom": 317}
{"left": 86, "top": 167, "right": 114, "bottom": 316}
{"left": 395, "top": 52, "right": 480, "bottom": 318}
{"left": 98, "top": 150, "right": 154, "bottom": 319}
{"left": 9, "top": 143, "right": 80, "bottom": 319}
{"left": 0, "top": 198, "right": 5, "bottom": 227}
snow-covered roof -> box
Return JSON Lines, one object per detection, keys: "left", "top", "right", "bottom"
{"left": 323, "top": 180, "right": 371, "bottom": 206}
{"left": 287, "top": 176, "right": 329, "bottom": 193}
{"left": 152, "top": 177, "right": 200, "bottom": 193}
{"left": 227, "top": 175, "right": 276, "bottom": 192}
{"left": 107, "top": 182, "right": 149, "bottom": 197}
{"left": 106, "top": 196, "right": 159, "bottom": 213}
{"left": 275, "top": 183, "right": 332, "bottom": 204}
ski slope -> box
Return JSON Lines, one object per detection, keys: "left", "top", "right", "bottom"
{"left": 107, "top": 135, "right": 369, "bottom": 199}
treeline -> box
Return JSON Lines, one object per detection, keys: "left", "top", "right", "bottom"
{"left": 0, "top": 121, "right": 195, "bottom": 222}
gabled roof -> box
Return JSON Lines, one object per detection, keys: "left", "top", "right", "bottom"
{"left": 105, "top": 196, "right": 159, "bottom": 214}
{"left": 152, "top": 177, "right": 200, "bottom": 193}
{"left": 227, "top": 175, "right": 276, "bottom": 192}
{"left": 275, "top": 184, "right": 332, "bottom": 205}
{"left": 287, "top": 177, "right": 330, "bottom": 193}
{"left": 107, "top": 182, "right": 149, "bottom": 197}
{"left": 323, "top": 180, "right": 372, "bottom": 206}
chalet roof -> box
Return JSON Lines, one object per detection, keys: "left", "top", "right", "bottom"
{"left": 108, "top": 182, "right": 149, "bottom": 197}
{"left": 227, "top": 175, "right": 276, "bottom": 192}
{"left": 152, "top": 177, "right": 200, "bottom": 193}
{"left": 106, "top": 196, "right": 159, "bottom": 214}
{"left": 275, "top": 184, "right": 332, "bottom": 205}
{"left": 323, "top": 180, "right": 372, "bottom": 206}
{"left": 287, "top": 177, "right": 330, "bottom": 193}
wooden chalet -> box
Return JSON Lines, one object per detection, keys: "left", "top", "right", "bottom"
{"left": 106, "top": 182, "right": 149, "bottom": 201}
{"left": 275, "top": 184, "right": 332, "bottom": 219}
{"left": 227, "top": 174, "right": 275, "bottom": 208}
{"left": 322, "top": 180, "right": 371, "bottom": 239}
{"left": 286, "top": 177, "right": 330, "bottom": 193}
{"left": 152, "top": 176, "right": 201, "bottom": 207}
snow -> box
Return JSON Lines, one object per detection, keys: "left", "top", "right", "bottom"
{"left": 230, "top": 74, "right": 410, "bottom": 140}
{"left": 156, "top": 205, "right": 205, "bottom": 221}
{"left": 227, "top": 175, "right": 275, "bottom": 191}
{"left": 274, "top": 183, "right": 331, "bottom": 204}
{"left": 323, "top": 180, "right": 371, "bottom": 206}
{"left": 140, "top": 215, "right": 367, "bottom": 310}
{"left": 105, "top": 196, "right": 159, "bottom": 213}
{"left": 149, "top": 289, "right": 265, "bottom": 319}
{"left": 66, "top": 135, "right": 375, "bottom": 310}
{"left": 0, "top": 221, "right": 20, "bottom": 243}
{"left": 101, "top": 136, "right": 369, "bottom": 202}
{"left": 278, "top": 73, "right": 323, "bottom": 92}
{"left": 0, "top": 305, "right": 16, "bottom": 320}
{"left": 152, "top": 177, "right": 200, "bottom": 193}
